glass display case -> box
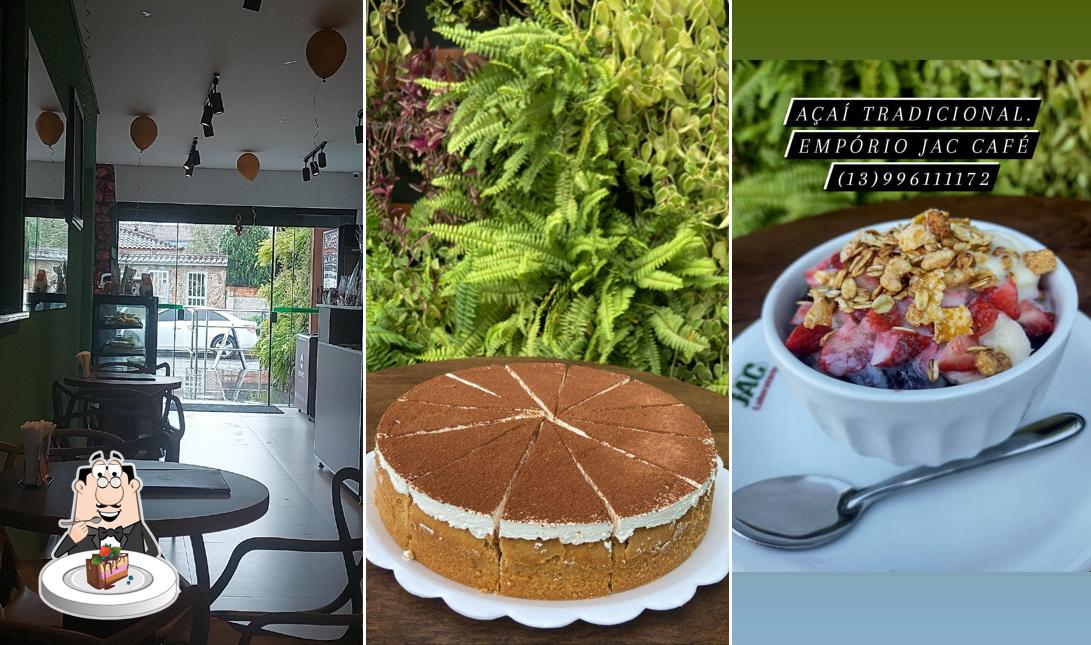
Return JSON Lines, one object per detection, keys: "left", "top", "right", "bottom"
{"left": 91, "top": 295, "right": 158, "bottom": 372}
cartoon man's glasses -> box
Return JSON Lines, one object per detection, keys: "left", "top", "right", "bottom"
{"left": 96, "top": 474, "right": 121, "bottom": 488}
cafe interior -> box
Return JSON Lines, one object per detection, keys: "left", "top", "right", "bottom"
{"left": 0, "top": 1, "right": 362, "bottom": 643}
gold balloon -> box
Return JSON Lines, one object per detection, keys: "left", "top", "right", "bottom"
{"left": 35, "top": 111, "right": 64, "bottom": 147}
{"left": 306, "top": 28, "right": 347, "bottom": 80}
{"left": 129, "top": 115, "right": 158, "bottom": 151}
{"left": 237, "top": 153, "right": 260, "bottom": 182}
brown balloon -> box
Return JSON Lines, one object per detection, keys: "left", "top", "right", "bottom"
{"left": 237, "top": 153, "right": 260, "bottom": 182}
{"left": 129, "top": 115, "right": 158, "bottom": 151}
{"left": 306, "top": 28, "right": 347, "bottom": 80}
{"left": 35, "top": 111, "right": 64, "bottom": 147}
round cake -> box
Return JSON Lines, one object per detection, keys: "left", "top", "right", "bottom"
{"left": 374, "top": 362, "right": 718, "bottom": 600}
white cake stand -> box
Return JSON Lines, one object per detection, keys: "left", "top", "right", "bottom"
{"left": 365, "top": 452, "right": 729, "bottom": 628}
{"left": 39, "top": 551, "right": 180, "bottom": 620}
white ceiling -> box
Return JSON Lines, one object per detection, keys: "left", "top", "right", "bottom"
{"left": 33, "top": 0, "right": 362, "bottom": 173}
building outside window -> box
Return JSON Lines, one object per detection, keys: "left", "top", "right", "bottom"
{"left": 117, "top": 224, "right": 227, "bottom": 307}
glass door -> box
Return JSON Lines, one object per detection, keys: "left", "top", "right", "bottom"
{"left": 265, "top": 226, "right": 316, "bottom": 406}
{"left": 119, "top": 220, "right": 274, "bottom": 405}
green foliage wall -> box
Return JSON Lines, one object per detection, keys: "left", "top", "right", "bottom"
{"left": 733, "top": 60, "right": 1091, "bottom": 236}
{"left": 254, "top": 229, "right": 312, "bottom": 393}
{"left": 367, "top": 0, "right": 729, "bottom": 393}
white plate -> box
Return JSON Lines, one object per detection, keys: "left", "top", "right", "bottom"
{"left": 732, "top": 312, "right": 1091, "bottom": 572}
{"left": 364, "top": 452, "right": 729, "bottom": 628}
{"left": 40, "top": 551, "right": 180, "bottom": 620}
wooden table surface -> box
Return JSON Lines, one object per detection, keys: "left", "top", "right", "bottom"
{"left": 64, "top": 373, "right": 183, "bottom": 391}
{"left": 733, "top": 195, "right": 1091, "bottom": 335}
{"left": 365, "top": 357, "right": 729, "bottom": 644}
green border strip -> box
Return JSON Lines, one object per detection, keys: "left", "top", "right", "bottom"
{"left": 273, "top": 307, "right": 319, "bottom": 314}
{"left": 734, "top": 1, "right": 1091, "bottom": 59}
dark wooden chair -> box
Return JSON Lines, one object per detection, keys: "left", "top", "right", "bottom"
{"left": 47, "top": 428, "right": 173, "bottom": 464}
{"left": 0, "top": 440, "right": 21, "bottom": 472}
{"left": 166, "top": 467, "right": 362, "bottom": 644}
{"left": 51, "top": 383, "right": 185, "bottom": 462}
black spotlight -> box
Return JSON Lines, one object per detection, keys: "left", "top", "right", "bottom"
{"left": 302, "top": 165, "right": 311, "bottom": 182}
{"left": 355, "top": 109, "right": 363, "bottom": 144}
{"left": 202, "top": 121, "right": 214, "bottom": 138}
{"left": 309, "top": 160, "right": 320, "bottom": 176}
{"left": 317, "top": 150, "right": 327, "bottom": 168}
{"left": 208, "top": 73, "right": 224, "bottom": 114}
{"left": 243, "top": 0, "right": 262, "bottom": 10}
{"left": 183, "top": 137, "right": 200, "bottom": 176}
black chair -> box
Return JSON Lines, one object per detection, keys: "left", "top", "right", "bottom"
{"left": 51, "top": 383, "right": 185, "bottom": 462}
{"left": 48, "top": 428, "right": 174, "bottom": 464}
{"left": 169, "top": 467, "right": 362, "bottom": 644}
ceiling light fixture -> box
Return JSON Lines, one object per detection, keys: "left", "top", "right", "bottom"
{"left": 243, "top": 0, "right": 262, "bottom": 11}
{"left": 208, "top": 73, "right": 224, "bottom": 114}
{"left": 183, "top": 137, "right": 200, "bottom": 177}
{"left": 302, "top": 140, "right": 328, "bottom": 181}
{"left": 200, "top": 73, "right": 222, "bottom": 137}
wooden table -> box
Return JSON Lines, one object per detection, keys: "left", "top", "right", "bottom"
{"left": 366, "top": 357, "right": 729, "bottom": 644}
{"left": 0, "top": 460, "right": 269, "bottom": 589}
{"left": 733, "top": 195, "right": 1091, "bottom": 334}
{"left": 64, "top": 373, "right": 183, "bottom": 392}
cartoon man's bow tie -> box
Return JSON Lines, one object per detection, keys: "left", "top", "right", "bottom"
{"left": 97, "top": 526, "right": 130, "bottom": 541}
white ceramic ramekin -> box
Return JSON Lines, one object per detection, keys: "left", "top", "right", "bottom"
{"left": 762, "top": 219, "right": 1077, "bottom": 466}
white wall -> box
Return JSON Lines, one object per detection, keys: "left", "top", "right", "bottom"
{"left": 26, "top": 160, "right": 64, "bottom": 199}
{"left": 26, "top": 160, "right": 361, "bottom": 209}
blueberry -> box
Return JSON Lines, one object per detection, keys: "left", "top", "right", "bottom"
{"left": 885, "top": 362, "right": 945, "bottom": 390}
{"left": 847, "top": 366, "right": 887, "bottom": 388}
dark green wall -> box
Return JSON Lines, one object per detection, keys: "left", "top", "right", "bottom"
{"left": 0, "top": 0, "right": 97, "bottom": 439}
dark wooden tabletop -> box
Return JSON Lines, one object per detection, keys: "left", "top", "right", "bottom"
{"left": 0, "top": 460, "right": 268, "bottom": 537}
{"left": 733, "top": 195, "right": 1091, "bottom": 336}
{"left": 64, "top": 373, "right": 183, "bottom": 391}
{"left": 365, "top": 357, "right": 729, "bottom": 645}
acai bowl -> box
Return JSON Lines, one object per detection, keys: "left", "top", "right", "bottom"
{"left": 762, "top": 210, "right": 1077, "bottom": 466}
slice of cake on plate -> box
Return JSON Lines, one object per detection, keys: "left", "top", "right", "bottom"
{"left": 86, "top": 545, "right": 128, "bottom": 589}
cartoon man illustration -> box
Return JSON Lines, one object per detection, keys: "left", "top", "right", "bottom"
{"left": 52, "top": 450, "right": 160, "bottom": 558}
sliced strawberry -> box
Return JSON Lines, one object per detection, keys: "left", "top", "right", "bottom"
{"left": 1017, "top": 300, "right": 1056, "bottom": 337}
{"left": 862, "top": 308, "right": 902, "bottom": 333}
{"left": 790, "top": 303, "right": 811, "bottom": 326}
{"left": 855, "top": 274, "right": 879, "bottom": 292}
{"left": 981, "top": 276, "right": 1019, "bottom": 319}
{"left": 871, "top": 329, "right": 931, "bottom": 367}
{"left": 805, "top": 259, "right": 834, "bottom": 288}
{"left": 785, "top": 324, "right": 831, "bottom": 355}
{"left": 937, "top": 334, "right": 978, "bottom": 372}
{"left": 828, "top": 251, "right": 844, "bottom": 270}
{"left": 968, "top": 298, "right": 1000, "bottom": 335}
{"left": 818, "top": 319, "right": 875, "bottom": 376}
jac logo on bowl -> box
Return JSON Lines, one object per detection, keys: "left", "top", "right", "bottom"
{"left": 733, "top": 362, "right": 777, "bottom": 411}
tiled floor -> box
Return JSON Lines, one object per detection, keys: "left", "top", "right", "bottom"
{"left": 161, "top": 408, "right": 362, "bottom": 640}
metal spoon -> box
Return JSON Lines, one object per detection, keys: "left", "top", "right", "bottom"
{"left": 733, "top": 413, "right": 1085, "bottom": 550}
{"left": 59, "top": 516, "right": 103, "bottom": 528}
